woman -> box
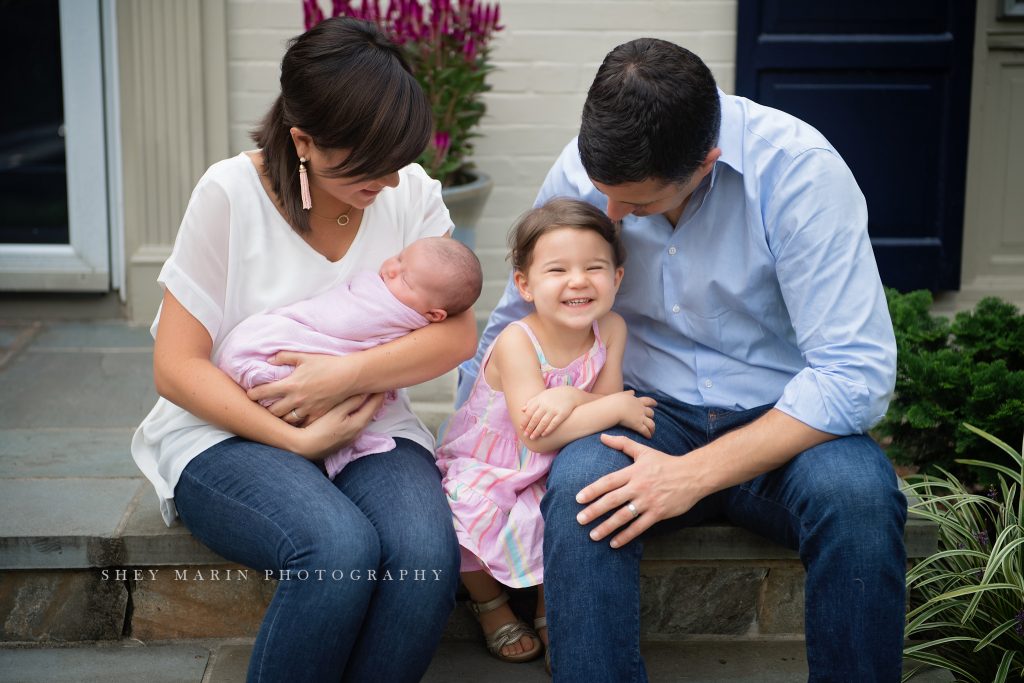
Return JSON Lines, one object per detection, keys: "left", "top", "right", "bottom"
{"left": 130, "top": 18, "right": 473, "bottom": 682}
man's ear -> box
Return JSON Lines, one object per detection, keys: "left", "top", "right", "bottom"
{"left": 700, "top": 147, "right": 722, "bottom": 178}
{"left": 290, "top": 127, "right": 313, "bottom": 159}
{"left": 424, "top": 309, "right": 448, "bottom": 323}
{"left": 513, "top": 270, "right": 533, "bottom": 303}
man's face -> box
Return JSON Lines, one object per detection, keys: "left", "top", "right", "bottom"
{"left": 591, "top": 148, "right": 720, "bottom": 224}
{"left": 592, "top": 178, "right": 693, "bottom": 222}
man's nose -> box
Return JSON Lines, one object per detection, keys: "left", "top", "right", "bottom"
{"left": 605, "top": 200, "right": 632, "bottom": 222}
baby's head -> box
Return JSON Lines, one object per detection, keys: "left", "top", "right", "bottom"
{"left": 379, "top": 237, "right": 483, "bottom": 322}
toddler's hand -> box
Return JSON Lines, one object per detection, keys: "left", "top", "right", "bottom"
{"left": 615, "top": 390, "right": 657, "bottom": 438}
{"left": 521, "top": 386, "right": 582, "bottom": 438}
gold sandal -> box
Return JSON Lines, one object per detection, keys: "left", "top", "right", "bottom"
{"left": 468, "top": 592, "right": 543, "bottom": 663}
{"left": 534, "top": 616, "right": 551, "bottom": 675}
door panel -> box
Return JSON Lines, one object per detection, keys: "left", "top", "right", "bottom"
{"left": 736, "top": 0, "right": 976, "bottom": 291}
{"left": 0, "top": 0, "right": 110, "bottom": 291}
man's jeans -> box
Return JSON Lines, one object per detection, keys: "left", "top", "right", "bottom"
{"left": 174, "top": 437, "right": 460, "bottom": 683}
{"left": 541, "top": 392, "right": 908, "bottom": 682}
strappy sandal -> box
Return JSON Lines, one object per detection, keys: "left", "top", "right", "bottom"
{"left": 534, "top": 615, "right": 551, "bottom": 675}
{"left": 468, "top": 592, "right": 543, "bottom": 663}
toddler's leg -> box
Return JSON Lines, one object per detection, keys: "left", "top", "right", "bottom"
{"left": 462, "top": 570, "right": 541, "bottom": 661}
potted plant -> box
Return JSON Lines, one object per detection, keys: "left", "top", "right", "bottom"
{"left": 302, "top": 0, "right": 503, "bottom": 248}
{"left": 902, "top": 424, "right": 1024, "bottom": 682}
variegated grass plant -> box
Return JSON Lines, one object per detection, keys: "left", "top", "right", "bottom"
{"left": 902, "top": 424, "right": 1024, "bottom": 682}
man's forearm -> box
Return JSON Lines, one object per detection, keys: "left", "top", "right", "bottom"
{"left": 684, "top": 408, "right": 838, "bottom": 499}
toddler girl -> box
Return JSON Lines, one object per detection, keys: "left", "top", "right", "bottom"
{"left": 436, "top": 198, "right": 656, "bottom": 666}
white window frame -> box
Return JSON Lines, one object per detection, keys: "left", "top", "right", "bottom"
{"left": 0, "top": 0, "right": 110, "bottom": 291}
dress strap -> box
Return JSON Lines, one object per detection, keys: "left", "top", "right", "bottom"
{"left": 509, "top": 320, "right": 549, "bottom": 367}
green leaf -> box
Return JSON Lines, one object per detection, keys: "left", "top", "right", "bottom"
{"left": 994, "top": 649, "right": 1017, "bottom": 683}
{"left": 974, "top": 618, "right": 1020, "bottom": 651}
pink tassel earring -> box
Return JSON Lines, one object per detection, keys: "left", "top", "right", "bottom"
{"left": 299, "top": 157, "right": 312, "bottom": 210}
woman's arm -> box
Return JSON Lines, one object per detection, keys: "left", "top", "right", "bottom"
{"left": 154, "top": 290, "right": 382, "bottom": 459}
{"left": 246, "top": 307, "right": 478, "bottom": 423}
{"left": 494, "top": 325, "right": 655, "bottom": 453}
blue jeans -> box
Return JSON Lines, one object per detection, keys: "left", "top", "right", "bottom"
{"left": 541, "top": 393, "right": 908, "bottom": 682}
{"left": 174, "top": 437, "right": 460, "bottom": 683}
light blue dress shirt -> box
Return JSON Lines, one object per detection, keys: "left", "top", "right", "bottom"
{"left": 459, "top": 92, "right": 896, "bottom": 436}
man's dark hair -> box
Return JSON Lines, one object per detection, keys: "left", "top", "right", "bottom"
{"left": 579, "top": 38, "right": 720, "bottom": 186}
{"left": 252, "top": 17, "right": 431, "bottom": 234}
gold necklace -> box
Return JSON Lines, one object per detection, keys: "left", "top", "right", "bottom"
{"left": 309, "top": 206, "right": 354, "bottom": 226}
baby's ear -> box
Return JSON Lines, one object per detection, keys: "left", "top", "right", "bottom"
{"left": 425, "top": 309, "right": 448, "bottom": 323}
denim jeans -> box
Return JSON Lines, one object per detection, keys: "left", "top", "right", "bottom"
{"left": 174, "top": 437, "right": 460, "bottom": 683}
{"left": 541, "top": 392, "right": 908, "bottom": 682}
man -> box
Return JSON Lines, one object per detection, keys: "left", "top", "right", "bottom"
{"left": 459, "top": 38, "right": 906, "bottom": 682}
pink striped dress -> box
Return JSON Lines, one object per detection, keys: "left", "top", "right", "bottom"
{"left": 436, "top": 320, "right": 607, "bottom": 588}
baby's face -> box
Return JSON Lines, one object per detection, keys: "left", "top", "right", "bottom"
{"left": 379, "top": 241, "right": 448, "bottom": 321}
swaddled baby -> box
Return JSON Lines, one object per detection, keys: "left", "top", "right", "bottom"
{"left": 218, "top": 236, "right": 482, "bottom": 478}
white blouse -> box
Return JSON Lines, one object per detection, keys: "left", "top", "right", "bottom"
{"left": 131, "top": 153, "right": 453, "bottom": 526}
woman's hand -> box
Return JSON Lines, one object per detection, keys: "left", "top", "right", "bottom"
{"left": 247, "top": 352, "right": 360, "bottom": 425}
{"left": 613, "top": 391, "right": 657, "bottom": 438}
{"left": 521, "top": 386, "right": 587, "bottom": 438}
{"left": 289, "top": 392, "right": 385, "bottom": 459}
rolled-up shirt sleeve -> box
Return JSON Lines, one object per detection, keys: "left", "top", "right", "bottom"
{"left": 767, "top": 149, "right": 896, "bottom": 435}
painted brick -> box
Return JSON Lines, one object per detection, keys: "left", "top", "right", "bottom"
{"left": 483, "top": 93, "right": 587, "bottom": 126}
{"left": 501, "top": 1, "right": 736, "bottom": 32}
{"left": 228, "top": 30, "right": 293, "bottom": 61}
{"left": 228, "top": 62, "right": 280, "bottom": 93}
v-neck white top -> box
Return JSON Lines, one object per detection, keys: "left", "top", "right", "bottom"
{"left": 131, "top": 153, "right": 453, "bottom": 526}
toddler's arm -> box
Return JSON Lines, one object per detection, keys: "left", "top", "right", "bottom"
{"left": 520, "top": 313, "right": 630, "bottom": 437}
{"left": 494, "top": 320, "right": 655, "bottom": 453}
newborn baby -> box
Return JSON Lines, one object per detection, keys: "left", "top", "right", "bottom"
{"left": 217, "top": 236, "right": 483, "bottom": 478}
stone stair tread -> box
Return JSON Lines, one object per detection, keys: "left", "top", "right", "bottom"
{"left": 0, "top": 473, "right": 937, "bottom": 568}
{"left": 0, "top": 638, "right": 953, "bottom": 682}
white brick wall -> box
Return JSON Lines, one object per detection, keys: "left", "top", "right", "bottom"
{"left": 225, "top": 0, "right": 738, "bottom": 312}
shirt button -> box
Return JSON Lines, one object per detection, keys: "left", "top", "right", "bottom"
{"left": 668, "top": 246, "right": 677, "bottom": 255}
{"left": 704, "top": 379, "right": 713, "bottom": 389}
{"left": 672, "top": 305, "right": 680, "bottom": 314}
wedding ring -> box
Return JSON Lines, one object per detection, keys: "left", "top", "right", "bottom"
{"left": 290, "top": 409, "right": 301, "bottom": 421}
{"left": 626, "top": 502, "right": 640, "bottom": 519}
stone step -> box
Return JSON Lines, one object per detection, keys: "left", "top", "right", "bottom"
{"left": 0, "top": 474, "right": 937, "bottom": 643}
{"left": 0, "top": 638, "right": 953, "bottom": 682}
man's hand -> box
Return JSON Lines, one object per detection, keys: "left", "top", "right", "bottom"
{"left": 574, "top": 409, "right": 837, "bottom": 549}
{"left": 574, "top": 434, "right": 708, "bottom": 549}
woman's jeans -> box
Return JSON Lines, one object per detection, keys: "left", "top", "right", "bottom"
{"left": 174, "top": 437, "right": 460, "bottom": 683}
{"left": 542, "top": 393, "right": 908, "bottom": 683}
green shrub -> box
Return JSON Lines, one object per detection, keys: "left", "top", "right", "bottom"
{"left": 903, "top": 425, "right": 1024, "bottom": 682}
{"left": 879, "top": 290, "right": 1024, "bottom": 483}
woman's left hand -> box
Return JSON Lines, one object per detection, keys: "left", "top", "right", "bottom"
{"left": 247, "top": 351, "right": 360, "bottom": 424}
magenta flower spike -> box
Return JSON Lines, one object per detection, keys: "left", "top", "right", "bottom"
{"left": 303, "top": 0, "right": 324, "bottom": 29}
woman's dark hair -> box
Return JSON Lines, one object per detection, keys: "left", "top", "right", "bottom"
{"left": 509, "top": 198, "right": 625, "bottom": 272}
{"left": 579, "top": 38, "right": 720, "bottom": 187}
{"left": 252, "top": 17, "right": 432, "bottom": 233}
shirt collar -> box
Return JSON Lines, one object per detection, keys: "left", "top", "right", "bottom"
{"left": 715, "top": 89, "right": 743, "bottom": 175}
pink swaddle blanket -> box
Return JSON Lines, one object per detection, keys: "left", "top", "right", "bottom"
{"left": 217, "top": 270, "right": 430, "bottom": 478}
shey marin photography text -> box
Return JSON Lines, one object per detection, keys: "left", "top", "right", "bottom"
{"left": 99, "top": 568, "right": 447, "bottom": 582}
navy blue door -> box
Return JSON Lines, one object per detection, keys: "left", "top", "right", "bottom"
{"left": 736, "top": 1, "right": 976, "bottom": 291}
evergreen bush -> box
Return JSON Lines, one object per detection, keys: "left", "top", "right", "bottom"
{"left": 879, "top": 290, "right": 1024, "bottom": 483}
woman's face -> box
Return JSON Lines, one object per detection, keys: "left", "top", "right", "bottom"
{"left": 307, "top": 145, "right": 400, "bottom": 210}
{"left": 290, "top": 128, "right": 400, "bottom": 210}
